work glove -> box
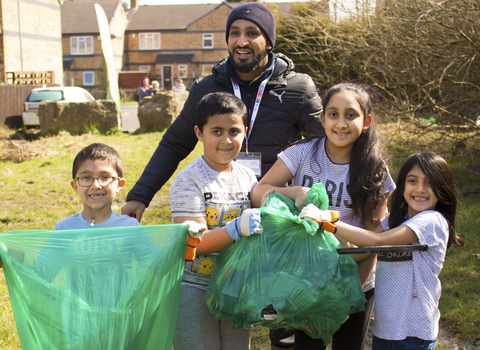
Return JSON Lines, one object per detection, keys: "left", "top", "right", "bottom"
{"left": 183, "top": 221, "right": 207, "bottom": 261}
{"left": 225, "top": 208, "right": 263, "bottom": 241}
{"left": 299, "top": 204, "right": 340, "bottom": 234}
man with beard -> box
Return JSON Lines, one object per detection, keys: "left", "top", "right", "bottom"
{"left": 123, "top": 3, "right": 323, "bottom": 223}
{"left": 123, "top": 5, "right": 323, "bottom": 348}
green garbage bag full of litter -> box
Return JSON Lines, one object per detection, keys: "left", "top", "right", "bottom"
{"left": 205, "top": 184, "right": 366, "bottom": 344}
{"left": 0, "top": 224, "right": 188, "bottom": 350}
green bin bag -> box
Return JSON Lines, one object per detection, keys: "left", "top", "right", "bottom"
{"left": 205, "top": 184, "right": 366, "bottom": 344}
{"left": 0, "top": 224, "right": 188, "bottom": 350}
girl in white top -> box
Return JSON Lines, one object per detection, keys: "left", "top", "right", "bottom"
{"left": 252, "top": 83, "right": 395, "bottom": 350}
{"left": 331, "top": 152, "right": 464, "bottom": 350}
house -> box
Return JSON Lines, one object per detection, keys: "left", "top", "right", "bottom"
{"left": 61, "top": 0, "right": 127, "bottom": 94}
{"left": 123, "top": 3, "right": 233, "bottom": 90}
{"left": 0, "top": 0, "right": 63, "bottom": 85}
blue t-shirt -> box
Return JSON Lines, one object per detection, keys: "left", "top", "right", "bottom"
{"left": 54, "top": 211, "right": 140, "bottom": 230}
{"left": 35, "top": 211, "right": 144, "bottom": 307}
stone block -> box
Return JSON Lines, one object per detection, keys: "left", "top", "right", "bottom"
{"left": 137, "top": 90, "right": 188, "bottom": 130}
{"left": 39, "top": 100, "right": 119, "bottom": 135}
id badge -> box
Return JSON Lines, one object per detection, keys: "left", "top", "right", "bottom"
{"left": 235, "top": 152, "right": 262, "bottom": 177}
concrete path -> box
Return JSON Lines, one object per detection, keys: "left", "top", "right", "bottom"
{"left": 120, "top": 103, "right": 140, "bottom": 133}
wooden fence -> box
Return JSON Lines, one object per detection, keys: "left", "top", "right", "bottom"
{"left": 0, "top": 86, "right": 139, "bottom": 127}
{"left": 1, "top": 71, "right": 57, "bottom": 127}
{"left": 0, "top": 85, "right": 38, "bottom": 127}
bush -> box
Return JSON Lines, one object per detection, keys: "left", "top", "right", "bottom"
{"left": 275, "top": 0, "right": 480, "bottom": 128}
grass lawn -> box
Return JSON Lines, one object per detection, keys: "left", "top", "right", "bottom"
{"left": 0, "top": 124, "right": 479, "bottom": 349}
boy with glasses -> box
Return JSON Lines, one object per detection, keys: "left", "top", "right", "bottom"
{"left": 31, "top": 143, "right": 141, "bottom": 312}
{"left": 55, "top": 143, "right": 140, "bottom": 229}
{"left": 25, "top": 144, "right": 173, "bottom": 348}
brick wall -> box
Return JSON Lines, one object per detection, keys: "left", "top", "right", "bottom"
{"left": 0, "top": 2, "right": 4, "bottom": 83}
{"left": 0, "top": 35, "right": 4, "bottom": 84}
{"left": 63, "top": 2, "right": 127, "bottom": 90}
{"left": 2, "top": 0, "right": 63, "bottom": 85}
{"left": 63, "top": 36, "right": 104, "bottom": 88}
{"left": 123, "top": 4, "right": 231, "bottom": 88}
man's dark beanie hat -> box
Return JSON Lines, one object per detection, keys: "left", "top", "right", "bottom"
{"left": 225, "top": 3, "right": 276, "bottom": 48}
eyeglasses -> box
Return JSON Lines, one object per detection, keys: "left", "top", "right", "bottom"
{"left": 75, "top": 176, "right": 120, "bottom": 187}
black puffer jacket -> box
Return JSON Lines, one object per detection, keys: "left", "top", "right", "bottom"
{"left": 127, "top": 52, "right": 324, "bottom": 207}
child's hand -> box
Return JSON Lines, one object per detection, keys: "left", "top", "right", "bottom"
{"left": 260, "top": 188, "right": 277, "bottom": 206}
{"left": 226, "top": 209, "right": 263, "bottom": 241}
{"left": 299, "top": 204, "right": 340, "bottom": 234}
{"left": 293, "top": 186, "right": 310, "bottom": 210}
{"left": 260, "top": 186, "right": 310, "bottom": 210}
{"left": 182, "top": 221, "right": 207, "bottom": 261}
{"left": 183, "top": 221, "right": 207, "bottom": 238}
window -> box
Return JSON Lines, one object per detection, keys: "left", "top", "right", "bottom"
{"left": 202, "top": 65, "right": 214, "bottom": 76}
{"left": 27, "top": 90, "right": 64, "bottom": 102}
{"left": 83, "top": 72, "right": 95, "bottom": 86}
{"left": 178, "top": 65, "right": 187, "bottom": 78}
{"left": 71, "top": 36, "right": 94, "bottom": 55}
{"left": 139, "top": 66, "right": 151, "bottom": 72}
{"left": 140, "top": 33, "right": 160, "bottom": 50}
{"left": 202, "top": 33, "right": 213, "bottom": 49}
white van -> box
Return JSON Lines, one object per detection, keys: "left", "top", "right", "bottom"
{"left": 23, "top": 87, "right": 95, "bottom": 126}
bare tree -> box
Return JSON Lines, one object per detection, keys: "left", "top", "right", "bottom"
{"left": 276, "top": 0, "right": 480, "bottom": 129}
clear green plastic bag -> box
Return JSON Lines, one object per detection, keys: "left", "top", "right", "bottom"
{"left": 0, "top": 224, "right": 188, "bottom": 350}
{"left": 205, "top": 184, "right": 366, "bottom": 344}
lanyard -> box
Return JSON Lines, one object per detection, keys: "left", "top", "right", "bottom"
{"left": 231, "top": 63, "right": 274, "bottom": 154}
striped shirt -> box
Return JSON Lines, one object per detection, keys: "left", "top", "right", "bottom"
{"left": 279, "top": 137, "right": 396, "bottom": 291}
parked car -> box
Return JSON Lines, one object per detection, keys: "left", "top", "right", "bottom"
{"left": 22, "top": 86, "right": 95, "bottom": 126}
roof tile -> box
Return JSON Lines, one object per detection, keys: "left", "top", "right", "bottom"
{"left": 61, "top": 0, "right": 121, "bottom": 34}
{"left": 126, "top": 4, "right": 226, "bottom": 31}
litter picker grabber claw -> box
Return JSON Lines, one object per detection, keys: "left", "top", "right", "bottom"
{"left": 336, "top": 245, "right": 428, "bottom": 255}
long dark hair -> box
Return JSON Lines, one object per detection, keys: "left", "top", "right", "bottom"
{"left": 388, "top": 152, "right": 464, "bottom": 248}
{"left": 298, "top": 83, "right": 387, "bottom": 224}
{"left": 139, "top": 76, "right": 149, "bottom": 88}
